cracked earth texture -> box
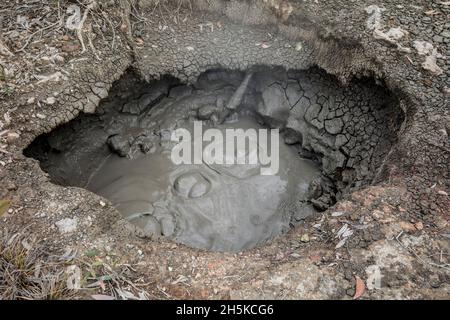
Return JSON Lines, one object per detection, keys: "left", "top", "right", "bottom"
{"left": 0, "top": 0, "right": 448, "bottom": 299}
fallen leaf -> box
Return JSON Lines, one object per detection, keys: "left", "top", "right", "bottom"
{"left": 0, "top": 199, "right": 11, "bottom": 216}
{"left": 353, "top": 276, "right": 366, "bottom": 299}
{"left": 335, "top": 238, "right": 347, "bottom": 249}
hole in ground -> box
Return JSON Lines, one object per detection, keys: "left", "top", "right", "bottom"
{"left": 24, "top": 66, "right": 404, "bottom": 252}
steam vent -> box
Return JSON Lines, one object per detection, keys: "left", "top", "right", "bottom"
{"left": 0, "top": 0, "right": 448, "bottom": 300}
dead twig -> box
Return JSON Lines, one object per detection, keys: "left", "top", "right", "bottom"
{"left": 394, "top": 232, "right": 450, "bottom": 272}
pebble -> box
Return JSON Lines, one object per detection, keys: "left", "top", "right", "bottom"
{"left": 441, "top": 30, "right": 450, "bottom": 38}
{"left": 6, "top": 183, "right": 17, "bottom": 191}
{"left": 44, "top": 97, "right": 56, "bottom": 105}
{"left": 300, "top": 234, "right": 310, "bottom": 243}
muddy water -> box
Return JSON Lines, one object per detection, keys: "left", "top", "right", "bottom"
{"left": 87, "top": 116, "right": 320, "bottom": 252}
{"left": 25, "top": 69, "right": 326, "bottom": 252}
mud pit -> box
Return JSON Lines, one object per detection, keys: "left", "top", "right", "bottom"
{"left": 2, "top": 0, "right": 449, "bottom": 300}
{"left": 24, "top": 67, "right": 403, "bottom": 252}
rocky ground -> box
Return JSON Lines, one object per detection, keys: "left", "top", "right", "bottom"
{"left": 0, "top": 0, "right": 449, "bottom": 299}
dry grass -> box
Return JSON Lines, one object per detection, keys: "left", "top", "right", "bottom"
{"left": 0, "top": 229, "right": 155, "bottom": 300}
{"left": 0, "top": 230, "right": 72, "bottom": 300}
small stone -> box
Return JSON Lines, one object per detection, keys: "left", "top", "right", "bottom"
{"left": 6, "top": 132, "right": 19, "bottom": 143}
{"left": 6, "top": 183, "right": 17, "bottom": 191}
{"left": 441, "top": 30, "right": 450, "bottom": 38}
{"left": 197, "top": 105, "right": 218, "bottom": 120}
{"left": 26, "top": 97, "right": 35, "bottom": 104}
{"left": 429, "top": 275, "right": 441, "bottom": 288}
{"left": 414, "top": 221, "right": 424, "bottom": 230}
{"left": 36, "top": 113, "right": 46, "bottom": 119}
{"left": 99, "top": 200, "right": 106, "bottom": 207}
{"left": 106, "top": 135, "right": 130, "bottom": 157}
{"left": 300, "top": 234, "right": 310, "bottom": 243}
{"left": 344, "top": 269, "right": 353, "bottom": 281}
{"left": 433, "top": 35, "right": 443, "bottom": 43}
{"left": 346, "top": 287, "right": 356, "bottom": 296}
{"left": 45, "top": 97, "right": 56, "bottom": 105}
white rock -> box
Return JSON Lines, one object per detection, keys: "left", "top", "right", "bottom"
{"left": 384, "top": 27, "right": 408, "bottom": 40}
{"left": 44, "top": 97, "right": 56, "bottom": 105}
{"left": 365, "top": 5, "right": 385, "bottom": 31}
{"left": 365, "top": 265, "right": 382, "bottom": 290}
{"left": 55, "top": 218, "right": 78, "bottom": 234}
{"left": 413, "top": 40, "right": 434, "bottom": 55}
{"left": 422, "top": 48, "right": 443, "bottom": 75}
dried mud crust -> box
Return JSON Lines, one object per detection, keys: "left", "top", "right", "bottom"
{"left": 0, "top": 0, "right": 449, "bottom": 299}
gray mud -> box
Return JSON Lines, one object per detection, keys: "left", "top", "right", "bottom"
{"left": 24, "top": 66, "right": 402, "bottom": 251}
{"left": 87, "top": 116, "right": 320, "bottom": 251}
